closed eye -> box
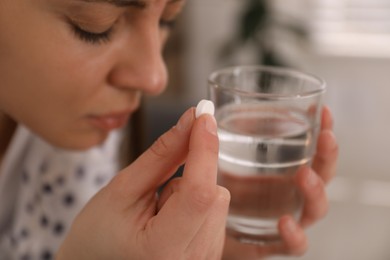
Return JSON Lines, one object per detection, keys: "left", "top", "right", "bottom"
{"left": 71, "top": 23, "right": 113, "bottom": 44}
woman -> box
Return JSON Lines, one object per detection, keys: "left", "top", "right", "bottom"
{"left": 0, "top": 0, "right": 338, "bottom": 259}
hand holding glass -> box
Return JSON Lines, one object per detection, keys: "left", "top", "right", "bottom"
{"left": 208, "top": 65, "right": 326, "bottom": 244}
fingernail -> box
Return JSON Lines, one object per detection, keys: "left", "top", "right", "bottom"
{"left": 176, "top": 109, "right": 194, "bottom": 132}
{"left": 203, "top": 115, "right": 217, "bottom": 136}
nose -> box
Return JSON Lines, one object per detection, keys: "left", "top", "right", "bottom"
{"left": 108, "top": 25, "right": 168, "bottom": 95}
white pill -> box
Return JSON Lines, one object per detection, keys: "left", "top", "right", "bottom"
{"left": 195, "top": 99, "right": 215, "bottom": 118}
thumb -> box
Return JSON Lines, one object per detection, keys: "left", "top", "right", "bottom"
{"left": 111, "top": 108, "right": 195, "bottom": 200}
{"left": 143, "top": 114, "right": 222, "bottom": 249}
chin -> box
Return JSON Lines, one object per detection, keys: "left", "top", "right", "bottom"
{"left": 47, "top": 132, "right": 109, "bottom": 151}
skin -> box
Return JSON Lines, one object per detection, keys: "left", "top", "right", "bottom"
{"left": 0, "top": 0, "right": 183, "bottom": 150}
{"left": 58, "top": 110, "right": 231, "bottom": 259}
{"left": 0, "top": 0, "right": 339, "bottom": 258}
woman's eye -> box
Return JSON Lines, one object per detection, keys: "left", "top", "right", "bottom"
{"left": 72, "top": 24, "right": 113, "bottom": 45}
{"left": 70, "top": 18, "right": 175, "bottom": 44}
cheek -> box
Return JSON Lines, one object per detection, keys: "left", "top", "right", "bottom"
{"left": 32, "top": 44, "right": 111, "bottom": 117}
{"left": 0, "top": 3, "right": 114, "bottom": 149}
{"left": 0, "top": 14, "right": 95, "bottom": 116}
{"left": 0, "top": 26, "right": 106, "bottom": 137}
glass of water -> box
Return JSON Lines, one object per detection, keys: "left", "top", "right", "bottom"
{"left": 208, "top": 65, "right": 326, "bottom": 244}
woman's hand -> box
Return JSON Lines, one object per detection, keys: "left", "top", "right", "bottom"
{"left": 57, "top": 108, "right": 230, "bottom": 260}
{"left": 222, "top": 106, "right": 339, "bottom": 259}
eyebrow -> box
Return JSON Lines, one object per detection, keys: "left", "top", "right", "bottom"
{"left": 80, "top": 0, "right": 182, "bottom": 7}
{"left": 81, "top": 0, "right": 146, "bottom": 7}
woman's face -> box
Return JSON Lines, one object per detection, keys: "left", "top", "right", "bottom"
{"left": 0, "top": 0, "right": 184, "bottom": 149}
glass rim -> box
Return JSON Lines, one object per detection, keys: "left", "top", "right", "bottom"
{"left": 208, "top": 65, "right": 326, "bottom": 99}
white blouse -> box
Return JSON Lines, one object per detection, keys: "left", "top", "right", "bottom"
{"left": 0, "top": 125, "right": 122, "bottom": 260}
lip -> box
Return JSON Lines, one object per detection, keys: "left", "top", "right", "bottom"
{"left": 87, "top": 110, "right": 132, "bottom": 131}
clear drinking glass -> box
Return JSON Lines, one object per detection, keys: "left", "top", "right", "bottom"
{"left": 208, "top": 65, "right": 326, "bottom": 244}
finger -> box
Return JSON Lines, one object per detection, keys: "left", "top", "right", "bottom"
{"left": 182, "top": 114, "right": 219, "bottom": 187}
{"left": 296, "top": 167, "right": 328, "bottom": 228}
{"left": 223, "top": 223, "right": 306, "bottom": 260}
{"left": 113, "top": 108, "right": 195, "bottom": 198}
{"left": 157, "top": 177, "right": 181, "bottom": 211}
{"left": 312, "top": 129, "right": 338, "bottom": 184}
{"left": 158, "top": 114, "right": 219, "bottom": 218}
{"left": 278, "top": 215, "right": 308, "bottom": 256}
{"left": 321, "top": 106, "right": 333, "bottom": 131}
{"left": 184, "top": 186, "right": 230, "bottom": 259}
{"left": 145, "top": 114, "right": 220, "bottom": 248}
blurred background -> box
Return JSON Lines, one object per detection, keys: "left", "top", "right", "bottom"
{"left": 143, "top": 0, "right": 390, "bottom": 259}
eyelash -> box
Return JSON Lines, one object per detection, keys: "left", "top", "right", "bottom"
{"left": 72, "top": 24, "right": 112, "bottom": 45}
{"left": 72, "top": 19, "right": 176, "bottom": 45}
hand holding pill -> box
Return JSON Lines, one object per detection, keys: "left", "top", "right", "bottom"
{"left": 59, "top": 103, "right": 229, "bottom": 260}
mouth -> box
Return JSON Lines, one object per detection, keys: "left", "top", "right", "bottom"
{"left": 87, "top": 110, "right": 133, "bottom": 131}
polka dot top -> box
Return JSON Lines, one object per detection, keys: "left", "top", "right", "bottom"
{"left": 0, "top": 125, "right": 123, "bottom": 260}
